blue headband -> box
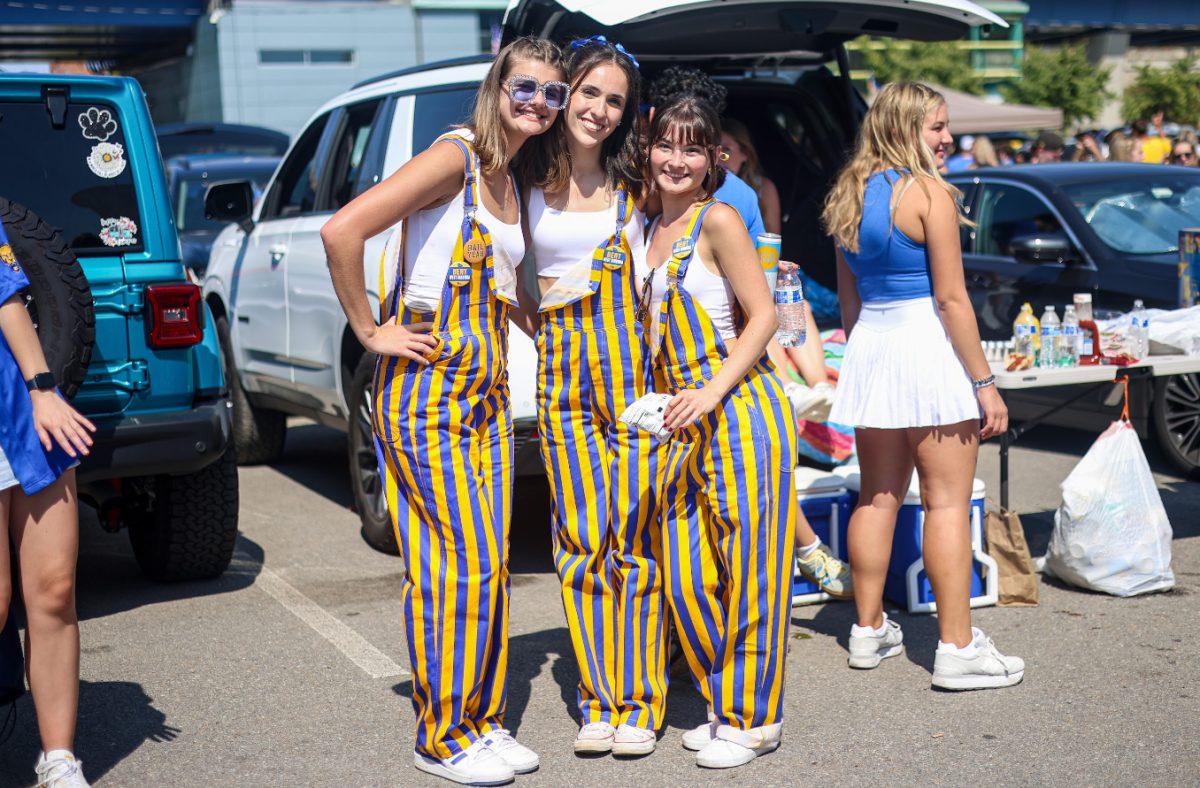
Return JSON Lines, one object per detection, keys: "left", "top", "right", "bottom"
{"left": 569, "top": 35, "right": 640, "bottom": 70}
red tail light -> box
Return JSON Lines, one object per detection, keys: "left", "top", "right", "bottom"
{"left": 146, "top": 283, "right": 203, "bottom": 348}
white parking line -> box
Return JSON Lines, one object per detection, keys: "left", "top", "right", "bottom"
{"left": 251, "top": 563, "right": 409, "bottom": 680}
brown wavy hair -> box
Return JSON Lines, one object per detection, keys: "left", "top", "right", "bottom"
{"left": 822, "top": 81, "right": 968, "bottom": 253}
{"left": 647, "top": 97, "right": 726, "bottom": 200}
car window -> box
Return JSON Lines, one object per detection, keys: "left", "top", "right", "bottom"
{"left": 412, "top": 88, "right": 476, "bottom": 155}
{"left": 974, "top": 183, "right": 1065, "bottom": 258}
{"left": 326, "top": 99, "right": 385, "bottom": 211}
{"left": 0, "top": 100, "right": 144, "bottom": 254}
{"left": 175, "top": 168, "right": 272, "bottom": 233}
{"left": 266, "top": 112, "right": 332, "bottom": 219}
{"left": 1063, "top": 176, "right": 1200, "bottom": 255}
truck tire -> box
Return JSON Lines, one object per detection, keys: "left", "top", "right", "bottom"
{"left": 1153, "top": 373, "right": 1200, "bottom": 479}
{"left": 216, "top": 315, "right": 286, "bottom": 465}
{"left": 0, "top": 197, "right": 94, "bottom": 399}
{"left": 347, "top": 352, "right": 397, "bottom": 554}
{"left": 126, "top": 448, "right": 240, "bottom": 582}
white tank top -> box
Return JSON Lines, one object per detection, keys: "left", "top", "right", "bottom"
{"left": 401, "top": 130, "right": 525, "bottom": 313}
{"left": 527, "top": 187, "right": 646, "bottom": 279}
{"left": 640, "top": 216, "right": 737, "bottom": 341}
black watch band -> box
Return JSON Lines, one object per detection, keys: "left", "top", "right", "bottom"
{"left": 25, "top": 371, "right": 56, "bottom": 391}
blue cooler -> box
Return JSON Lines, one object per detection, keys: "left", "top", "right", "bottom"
{"left": 832, "top": 467, "right": 998, "bottom": 614}
{"left": 792, "top": 467, "right": 852, "bottom": 606}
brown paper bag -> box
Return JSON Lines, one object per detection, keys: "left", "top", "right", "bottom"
{"left": 984, "top": 506, "right": 1040, "bottom": 607}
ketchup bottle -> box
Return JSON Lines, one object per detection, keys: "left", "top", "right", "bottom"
{"left": 1074, "top": 293, "right": 1102, "bottom": 365}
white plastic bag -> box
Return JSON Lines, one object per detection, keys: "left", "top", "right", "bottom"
{"left": 1044, "top": 420, "right": 1175, "bottom": 597}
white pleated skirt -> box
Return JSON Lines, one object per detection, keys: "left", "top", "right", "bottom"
{"left": 829, "top": 296, "right": 981, "bottom": 429}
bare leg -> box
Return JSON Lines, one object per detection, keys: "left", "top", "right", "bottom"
{"left": 794, "top": 507, "right": 818, "bottom": 547}
{"left": 12, "top": 470, "right": 80, "bottom": 753}
{"left": 849, "top": 429, "right": 914, "bottom": 629}
{"left": 0, "top": 487, "right": 11, "bottom": 631}
{"left": 785, "top": 308, "right": 828, "bottom": 387}
{"left": 911, "top": 422, "right": 979, "bottom": 648}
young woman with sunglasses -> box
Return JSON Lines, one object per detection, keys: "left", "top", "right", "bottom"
{"left": 521, "top": 36, "right": 666, "bottom": 758}
{"left": 322, "top": 36, "right": 567, "bottom": 787}
{"left": 637, "top": 97, "right": 797, "bottom": 769}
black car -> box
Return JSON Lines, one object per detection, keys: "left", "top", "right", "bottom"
{"left": 947, "top": 163, "right": 1200, "bottom": 476}
{"left": 157, "top": 121, "right": 289, "bottom": 160}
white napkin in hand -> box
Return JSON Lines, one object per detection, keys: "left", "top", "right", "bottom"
{"left": 618, "top": 393, "right": 673, "bottom": 439}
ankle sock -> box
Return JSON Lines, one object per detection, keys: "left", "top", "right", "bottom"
{"left": 42, "top": 749, "right": 74, "bottom": 763}
{"left": 938, "top": 638, "right": 978, "bottom": 657}
{"left": 798, "top": 538, "right": 822, "bottom": 559}
{"left": 850, "top": 613, "right": 889, "bottom": 637}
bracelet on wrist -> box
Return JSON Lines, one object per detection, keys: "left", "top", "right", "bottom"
{"left": 972, "top": 374, "right": 996, "bottom": 390}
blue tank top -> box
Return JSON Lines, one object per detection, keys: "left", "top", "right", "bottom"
{"left": 841, "top": 169, "right": 932, "bottom": 303}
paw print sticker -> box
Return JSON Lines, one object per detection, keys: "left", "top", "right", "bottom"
{"left": 78, "top": 106, "right": 118, "bottom": 142}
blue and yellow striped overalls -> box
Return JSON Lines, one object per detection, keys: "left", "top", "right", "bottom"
{"left": 374, "top": 136, "right": 516, "bottom": 760}
{"left": 536, "top": 191, "right": 667, "bottom": 730}
{"left": 649, "top": 201, "right": 797, "bottom": 734}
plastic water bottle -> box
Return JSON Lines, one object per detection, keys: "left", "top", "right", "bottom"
{"left": 1140, "top": 318, "right": 1151, "bottom": 359}
{"left": 1061, "top": 305, "right": 1080, "bottom": 366}
{"left": 1012, "top": 302, "right": 1038, "bottom": 359}
{"left": 774, "top": 264, "right": 806, "bottom": 347}
{"left": 1130, "top": 299, "right": 1146, "bottom": 358}
{"left": 1039, "top": 306, "right": 1060, "bottom": 368}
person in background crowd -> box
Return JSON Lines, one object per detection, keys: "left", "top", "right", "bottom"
{"left": 1106, "top": 131, "right": 1137, "bottom": 162}
{"left": 1133, "top": 113, "right": 1172, "bottom": 164}
{"left": 1072, "top": 131, "right": 1106, "bottom": 162}
{"left": 322, "top": 36, "right": 565, "bottom": 786}
{"left": 1169, "top": 134, "right": 1198, "bottom": 167}
{"left": 971, "top": 136, "right": 999, "bottom": 168}
{"left": 1030, "top": 131, "right": 1064, "bottom": 163}
{"left": 996, "top": 144, "right": 1015, "bottom": 166}
{"left": 822, "top": 81, "right": 1024, "bottom": 691}
{"left": 944, "top": 135, "right": 975, "bottom": 173}
{"left": 645, "top": 68, "right": 764, "bottom": 240}
{"left": 0, "top": 224, "right": 96, "bottom": 788}
{"left": 719, "top": 117, "right": 781, "bottom": 235}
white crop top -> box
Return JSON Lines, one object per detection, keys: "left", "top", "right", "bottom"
{"left": 400, "top": 130, "right": 525, "bottom": 313}
{"left": 639, "top": 217, "right": 738, "bottom": 341}
{"left": 527, "top": 187, "right": 646, "bottom": 279}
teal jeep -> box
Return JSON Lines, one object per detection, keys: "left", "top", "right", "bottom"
{"left": 0, "top": 74, "right": 238, "bottom": 581}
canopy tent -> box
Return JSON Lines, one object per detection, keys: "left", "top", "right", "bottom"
{"left": 934, "top": 86, "right": 1063, "bottom": 133}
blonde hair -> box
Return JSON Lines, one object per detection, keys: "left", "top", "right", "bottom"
{"left": 1107, "top": 132, "right": 1134, "bottom": 162}
{"left": 467, "top": 36, "right": 567, "bottom": 186}
{"left": 821, "top": 81, "right": 967, "bottom": 253}
{"left": 972, "top": 135, "right": 999, "bottom": 168}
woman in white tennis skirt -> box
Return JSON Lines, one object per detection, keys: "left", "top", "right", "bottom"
{"left": 822, "top": 81, "right": 1024, "bottom": 690}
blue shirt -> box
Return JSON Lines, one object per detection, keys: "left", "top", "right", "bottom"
{"left": 715, "top": 171, "right": 764, "bottom": 240}
{"left": 0, "top": 224, "right": 75, "bottom": 495}
{"left": 944, "top": 154, "right": 974, "bottom": 173}
{"left": 841, "top": 169, "right": 933, "bottom": 303}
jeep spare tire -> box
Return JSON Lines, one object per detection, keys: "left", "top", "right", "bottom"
{"left": 0, "top": 197, "right": 94, "bottom": 399}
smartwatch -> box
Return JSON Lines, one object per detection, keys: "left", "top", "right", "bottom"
{"left": 25, "top": 371, "right": 56, "bottom": 392}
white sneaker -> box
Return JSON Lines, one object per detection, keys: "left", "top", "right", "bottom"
{"left": 785, "top": 381, "right": 835, "bottom": 422}
{"left": 611, "top": 723, "right": 656, "bottom": 756}
{"left": 681, "top": 720, "right": 715, "bottom": 752}
{"left": 35, "top": 752, "right": 91, "bottom": 788}
{"left": 695, "top": 723, "right": 781, "bottom": 769}
{"left": 480, "top": 728, "right": 539, "bottom": 774}
{"left": 574, "top": 721, "right": 616, "bottom": 754}
{"left": 414, "top": 740, "right": 515, "bottom": 786}
{"left": 932, "top": 628, "right": 1025, "bottom": 690}
{"left": 848, "top": 616, "right": 905, "bottom": 669}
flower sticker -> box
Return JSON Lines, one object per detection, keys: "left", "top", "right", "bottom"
{"left": 99, "top": 216, "right": 138, "bottom": 248}
{"left": 87, "top": 142, "right": 127, "bottom": 178}
{"left": 0, "top": 243, "right": 19, "bottom": 274}
{"left": 79, "top": 106, "right": 118, "bottom": 141}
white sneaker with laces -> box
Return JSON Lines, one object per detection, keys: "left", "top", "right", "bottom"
{"left": 681, "top": 720, "right": 715, "bottom": 752}
{"left": 35, "top": 752, "right": 91, "bottom": 788}
{"left": 480, "top": 728, "right": 539, "bottom": 774}
{"left": 611, "top": 723, "right": 656, "bottom": 756}
{"left": 932, "top": 627, "right": 1025, "bottom": 690}
{"left": 574, "top": 721, "right": 616, "bottom": 754}
{"left": 695, "top": 723, "right": 782, "bottom": 769}
{"left": 414, "top": 739, "right": 515, "bottom": 786}
{"left": 848, "top": 616, "right": 904, "bottom": 669}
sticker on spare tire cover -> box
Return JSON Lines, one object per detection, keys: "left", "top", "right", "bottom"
{"left": 99, "top": 216, "right": 138, "bottom": 247}
{"left": 87, "top": 141, "right": 126, "bottom": 178}
{"left": 78, "top": 106, "right": 118, "bottom": 142}
{"left": 0, "top": 243, "right": 18, "bottom": 273}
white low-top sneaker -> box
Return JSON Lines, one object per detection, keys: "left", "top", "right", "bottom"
{"left": 848, "top": 616, "right": 904, "bottom": 669}
{"left": 414, "top": 740, "right": 515, "bottom": 786}
{"left": 695, "top": 723, "right": 781, "bottom": 769}
{"left": 35, "top": 752, "right": 91, "bottom": 788}
{"left": 611, "top": 723, "right": 656, "bottom": 756}
{"left": 681, "top": 720, "right": 715, "bottom": 752}
{"left": 932, "top": 628, "right": 1025, "bottom": 690}
{"left": 480, "top": 729, "right": 539, "bottom": 774}
{"left": 574, "top": 721, "right": 616, "bottom": 754}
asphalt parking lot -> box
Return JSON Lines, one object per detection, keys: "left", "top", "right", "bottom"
{"left": 1, "top": 419, "right": 1196, "bottom": 787}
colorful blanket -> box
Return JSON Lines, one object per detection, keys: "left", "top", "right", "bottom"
{"left": 796, "top": 329, "right": 856, "bottom": 466}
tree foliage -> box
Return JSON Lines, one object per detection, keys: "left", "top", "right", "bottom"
{"left": 1002, "top": 46, "right": 1111, "bottom": 128}
{"left": 1121, "top": 56, "right": 1200, "bottom": 126}
{"left": 855, "top": 37, "right": 984, "bottom": 96}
